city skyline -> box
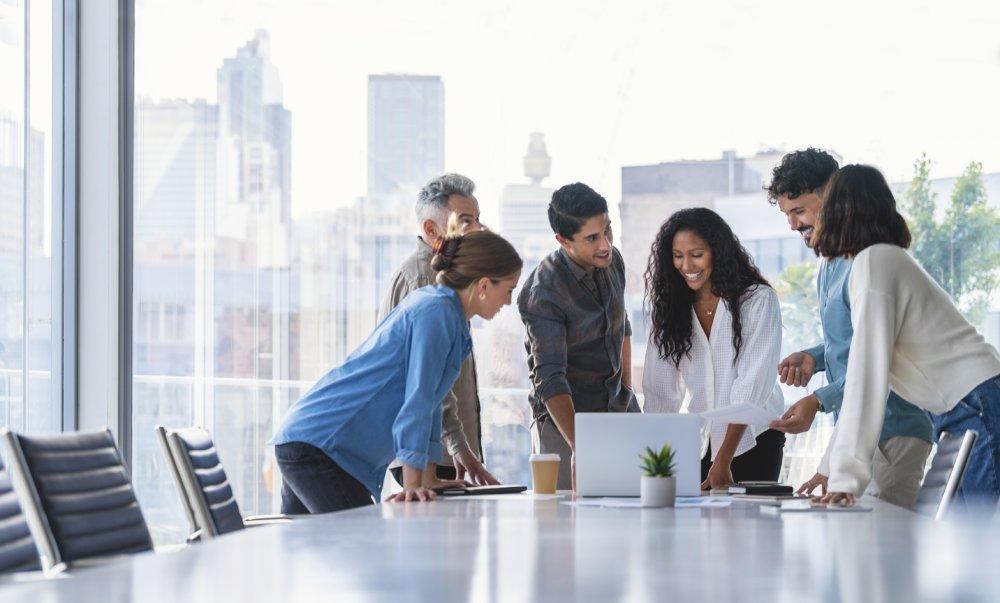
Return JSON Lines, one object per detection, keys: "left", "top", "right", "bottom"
{"left": 134, "top": 0, "right": 1000, "bottom": 227}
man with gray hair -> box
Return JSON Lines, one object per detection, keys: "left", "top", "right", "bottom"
{"left": 378, "top": 173, "right": 500, "bottom": 486}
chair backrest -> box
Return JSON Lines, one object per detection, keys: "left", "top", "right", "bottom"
{"left": 153, "top": 426, "right": 200, "bottom": 539}
{"left": 165, "top": 427, "right": 245, "bottom": 537}
{"left": 0, "top": 457, "right": 41, "bottom": 574}
{"left": 914, "top": 430, "right": 977, "bottom": 521}
{"left": 0, "top": 428, "right": 153, "bottom": 570}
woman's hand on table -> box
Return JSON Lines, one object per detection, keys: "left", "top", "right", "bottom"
{"left": 387, "top": 487, "right": 438, "bottom": 503}
{"left": 700, "top": 461, "right": 735, "bottom": 491}
{"left": 818, "top": 491, "right": 855, "bottom": 506}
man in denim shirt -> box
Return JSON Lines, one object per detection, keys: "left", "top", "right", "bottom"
{"left": 766, "top": 148, "right": 933, "bottom": 508}
{"left": 518, "top": 183, "right": 638, "bottom": 490}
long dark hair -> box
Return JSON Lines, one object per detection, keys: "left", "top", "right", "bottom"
{"left": 644, "top": 208, "right": 770, "bottom": 368}
{"left": 814, "top": 164, "right": 912, "bottom": 258}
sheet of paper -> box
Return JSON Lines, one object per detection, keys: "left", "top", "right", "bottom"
{"left": 561, "top": 497, "right": 646, "bottom": 508}
{"left": 699, "top": 403, "right": 778, "bottom": 426}
{"left": 674, "top": 496, "right": 732, "bottom": 508}
{"left": 560, "top": 497, "right": 731, "bottom": 509}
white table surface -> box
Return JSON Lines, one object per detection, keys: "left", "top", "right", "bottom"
{"left": 3, "top": 494, "right": 999, "bottom": 602}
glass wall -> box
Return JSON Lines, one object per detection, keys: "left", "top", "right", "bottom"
{"left": 131, "top": 1, "right": 1000, "bottom": 541}
{"left": 0, "top": 0, "right": 60, "bottom": 435}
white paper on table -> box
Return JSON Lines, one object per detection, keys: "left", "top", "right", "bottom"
{"left": 674, "top": 496, "right": 732, "bottom": 508}
{"left": 561, "top": 497, "right": 731, "bottom": 509}
{"left": 698, "top": 403, "right": 777, "bottom": 426}
{"left": 561, "top": 497, "right": 646, "bottom": 508}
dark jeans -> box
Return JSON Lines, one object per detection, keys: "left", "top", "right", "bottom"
{"left": 701, "top": 429, "right": 786, "bottom": 483}
{"left": 930, "top": 374, "right": 1000, "bottom": 513}
{"left": 275, "top": 442, "right": 374, "bottom": 514}
{"left": 390, "top": 464, "right": 456, "bottom": 487}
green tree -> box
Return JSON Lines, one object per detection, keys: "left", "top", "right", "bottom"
{"left": 901, "top": 155, "right": 1000, "bottom": 324}
{"left": 775, "top": 262, "right": 821, "bottom": 355}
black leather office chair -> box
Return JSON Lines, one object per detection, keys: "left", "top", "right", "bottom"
{"left": 0, "top": 428, "right": 153, "bottom": 571}
{"left": 157, "top": 426, "right": 290, "bottom": 540}
{"left": 0, "top": 457, "right": 41, "bottom": 574}
{"left": 914, "top": 430, "right": 977, "bottom": 521}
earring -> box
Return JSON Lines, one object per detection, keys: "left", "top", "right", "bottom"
{"left": 478, "top": 293, "right": 486, "bottom": 300}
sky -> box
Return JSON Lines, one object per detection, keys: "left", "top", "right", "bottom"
{"left": 130, "top": 0, "right": 1000, "bottom": 224}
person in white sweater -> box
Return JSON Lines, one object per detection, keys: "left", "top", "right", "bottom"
{"left": 812, "top": 164, "right": 1000, "bottom": 508}
{"left": 643, "top": 208, "right": 786, "bottom": 490}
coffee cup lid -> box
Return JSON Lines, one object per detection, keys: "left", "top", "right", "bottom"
{"left": 529, "top": 453, "right": 561, "bottom": 462}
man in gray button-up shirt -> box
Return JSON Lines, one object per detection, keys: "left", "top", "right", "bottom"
{"left": 378, "top": 174, "right": 499, "bottom": 486}
{"left": 518, "top": 183, "right": 639, "bottom": 489}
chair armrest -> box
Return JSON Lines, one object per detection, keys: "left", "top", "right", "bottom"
{"left": 243, "top": 514, "right": 295, "bottom": 528}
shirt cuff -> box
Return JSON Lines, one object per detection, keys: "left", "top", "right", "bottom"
{"left": 538, "top": 376, "right": 572, "bottom": 402}
{"left": 442, "top": 433, "right": 471, "bottom": 457}
{"left": 396, "top": 449, "right": 430, "bottom": 470}
{"left": 813, "top": 384, "right": 838, "bottom": 412}
{"left": 427, "top": 441, "right": 443, "bottom": 465}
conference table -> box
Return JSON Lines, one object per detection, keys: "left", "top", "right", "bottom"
{"left": 4, "top": 493, "right": 999, "bottom": 602}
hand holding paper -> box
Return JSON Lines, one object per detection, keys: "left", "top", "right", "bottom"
{"left": 699, "top": 403, "right": 779, "bottom": 426}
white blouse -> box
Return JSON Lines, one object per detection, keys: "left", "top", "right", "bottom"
{"left": 642, "top": 285, "right": 785, "bottom": 461}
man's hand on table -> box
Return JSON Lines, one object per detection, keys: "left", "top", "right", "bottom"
{"left": 453, "top": 449, "right": 501, "bottom": 486}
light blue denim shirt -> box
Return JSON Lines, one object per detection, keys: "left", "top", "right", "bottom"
{"left": 270, "top": 285, "right": 472, "bottom": 498}
{"left": 805, "top": 258, "right": 933, "bottom": 443}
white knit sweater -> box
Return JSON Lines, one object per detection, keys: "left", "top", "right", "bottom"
{"left": 827, "top": 244, "right": 1000, "bottom": 494}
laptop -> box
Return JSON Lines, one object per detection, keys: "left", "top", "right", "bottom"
{"left": 576, "top": 413, "right": 701, "bottom": 497}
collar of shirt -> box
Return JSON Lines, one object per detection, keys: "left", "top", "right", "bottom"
{"left": 440, "top": 285, "right": 473, "bottom": 355}
{"left": 557, "top": 247, "right": 600, "bottom": 284}
{"left": 415, "top": 236, "right": 434, "bottom": 262}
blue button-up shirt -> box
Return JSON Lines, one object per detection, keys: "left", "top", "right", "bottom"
{"left": 805, "top": 258, "right": 932, "bottom": 443}
{"left": 270, "top": 285, "right": 472, "bottom": 498}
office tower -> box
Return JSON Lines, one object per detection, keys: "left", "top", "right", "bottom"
{"left": 499, "top": 132, "right": 555, "bottom": 262}
{"left": 0, "top": 115, "right": 45, "bottom": 257}
{"left": 217, "top": 29, "right": 293, "bottom": 229}
{"left": 367, "top": 74, "right": 444, "bottom": 197}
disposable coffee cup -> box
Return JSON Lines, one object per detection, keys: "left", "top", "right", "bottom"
{"left": 530, "top": 453, "right": 561, "bottom": 494}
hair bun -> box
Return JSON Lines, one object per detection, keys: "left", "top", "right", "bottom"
{"left": 431, "top": 236, "right": 461, "bottom": 271}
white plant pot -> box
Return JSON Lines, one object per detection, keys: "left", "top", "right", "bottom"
{"left": 641, "top": 476, "right": 676, "bottom": 508}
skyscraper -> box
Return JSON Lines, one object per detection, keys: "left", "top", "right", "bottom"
{"left": 499, "top": 132, "right": 555, "bottom": 262}
{"left": 217, "top": 29, "right": 292, "bottom": 227}
{"left": 366, "top": 74, "right": 444, "bottom": 197}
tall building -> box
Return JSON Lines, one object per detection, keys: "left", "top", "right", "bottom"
{"left": 217, "top": 29, "right": 292, "bottom": 230}
{"left": 134, "top": 99, "right": 218, "bottom": 254}
{"left": 0, "top": 114, "right": 45, "bottom": 257}
{"left": 499, "top": 132, "right": 555, "bottom": 262}
{"left": 366, "top": 74, "right": 444, "bottom": 197}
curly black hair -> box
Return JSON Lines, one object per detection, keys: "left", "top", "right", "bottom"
{"left": 765, "top": 148, "right": 839, "bottom": 205}
{"left": 644, "top": 208, "right": 770, "bottom": 368}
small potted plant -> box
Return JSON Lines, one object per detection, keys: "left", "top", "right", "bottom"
{"left": 639, "top": 443, "right": 677, "bottom": 507}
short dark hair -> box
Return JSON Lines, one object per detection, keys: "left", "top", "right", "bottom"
{"left": 548, "top": 183, "right": 609, "bottom": 239}
{"left": 765, "top": 148, "right": 840, "bottom": 204}
{"left": 814, "top": 164, "right": 912, "bottom": 259}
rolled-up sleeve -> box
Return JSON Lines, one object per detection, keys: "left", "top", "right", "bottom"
{"left": 519, "top": 291, "right": 571, "bottom": 402}
{"left": 393, "top": 308, "right": 456, "bottom": 469}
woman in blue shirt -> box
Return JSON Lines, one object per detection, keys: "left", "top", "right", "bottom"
{"left": 271, "top": 230, "right": 522, "bottom": 513}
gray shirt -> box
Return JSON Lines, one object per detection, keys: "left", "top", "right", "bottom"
{"left": 377, "top": 238, "right": 483, "bottom": 465}
{"left": 518, "top": 247, "right": 637, "bottom": 419}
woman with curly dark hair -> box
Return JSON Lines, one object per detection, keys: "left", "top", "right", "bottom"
{"left": 642, "top": 208, "right": 785, "bottom": 489}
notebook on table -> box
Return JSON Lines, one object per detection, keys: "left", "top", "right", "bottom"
{"left": 728, "top": 481, "right": 794, "bottom": 495}
{"left": 433, "top": 484, "right": 527, "bottom": 496}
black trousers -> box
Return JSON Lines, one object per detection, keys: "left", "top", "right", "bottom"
{"left": 275, "top": 441, "right": 374, "bottom": 514}
{"left": 701, "top": 429, "right": 786, "bottom": 482}
{"left": 390, "top": 464, "right": 456, "bottom": 487}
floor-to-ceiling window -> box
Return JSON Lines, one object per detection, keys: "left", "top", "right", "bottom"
{"left": 130, "top": 0, "right": 1000, "bottom": 542}
{"left": 0, "top": 0, "right": 62, "bottom": 435}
